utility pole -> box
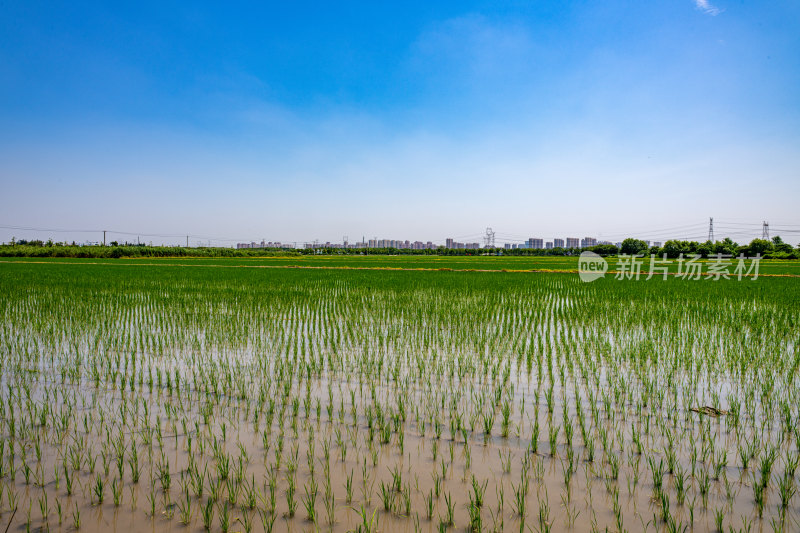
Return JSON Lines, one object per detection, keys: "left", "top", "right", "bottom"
{"left": 762, "top": 221, "right": 770, "bottom": 240}
{"left": 708, "top": 217, "right": 714, "bottom": 242}
{"left": 186, "top": 235, "right": 189, "bottom": 248}
{"left": 103, "top": 230, "right": 106, "bottom": 246}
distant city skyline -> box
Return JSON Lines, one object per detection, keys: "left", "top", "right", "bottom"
{"left": 3, "top": 219, "right": 796, "bottom": 248}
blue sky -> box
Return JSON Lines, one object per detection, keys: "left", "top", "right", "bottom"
{"left": 1, "top": 1, "right": 798, "bottom": 246}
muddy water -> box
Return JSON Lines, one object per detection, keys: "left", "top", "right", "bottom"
{"left": 1, "top": 367, "right": 797, "bottom": 533}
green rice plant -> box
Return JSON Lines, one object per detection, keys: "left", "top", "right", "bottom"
{"left": 239, "top": 510, "right": 254, "bottom": 533}
{"left": 345, "top": 469, "right": 354, "bottom": 503}
{"left": 648, "top": 456, "right": 664, "bottom": 494}
{"left": 674, "top": 464, "right": 687, "bottom": 505}
{"left": 500, "top": 401, "right": 511, "bottom": 438}
{"left": 752, "top": 472, "right": 765, "bottom": 518}
{"left": 697, "top": 467, "right": 711, "bottom": 507}
{"left": 713, "top": 507, "right": 724, "bottom": 532}
{"left": 548, "top": 424, "right": 560, "bottom": 456}
{"left": 353, "top": 504, "right": 379, "bottom": 533}
{"left": 72, "top": 503, "right": 81, "bottom": 530}
{"left": 147, "top": 487, "right": 157, "bottom": 516}
{"left": 777, "top": 470, "right": 796, "bottom": 509}
{"left": 285, "top": 473, "right": 297, "bottom": 517}
{"left": 607, "top": 451, "right": 620, "bottom": 481}
{"left": 390, "top": 464, "right": 402, "bottom": 491}
{"left": 511, "top": 475, "right": 528, "bottom": 517}
{"left": 529, "top": 417, "right": 540, "bottom": 454}
{"left": 499, "top": 450, "right": 511, "bottom": 473}
{"left": 201, "top": 497, "right": 214, "bottom": 531}
{"left": 258, "top": 507, "right": 276, "bottom": 533}
{"left": 482, "top": 411, "right": 495, "bottom": 439}
{"left": 177, "top": 489, "right": 192, "bottom": 525}
{"left": 38, "top": 491, "right": 49, "bottom": 524}
{"left": 64, "top": 465, "right": 74, "bottom": 495}
{"left": 442, "top": 492, "right": 455, "bottom": 526}
{"left": 302, "top": 478, "right": 318, "bottom": 522}
{"left": 92, "top": 474, "right": 105, "bottom": 504}
{"left": 219, "top": 501, "right": 230, "bottom": 533}
{"left": 537, "top": 492, "right": 550, "bottom": 533}
{"left": 158, "top": 458, "right": 171, "bottom": 492}
{"left": 379, "top": 480, "right": 394, "bottom": 511}
{"left": 111, "top": 477, "right": 122, "bottom": 506}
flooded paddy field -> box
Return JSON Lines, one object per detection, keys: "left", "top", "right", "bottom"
{"left": 0, "top": 261, "right": 798, "bottom": 533}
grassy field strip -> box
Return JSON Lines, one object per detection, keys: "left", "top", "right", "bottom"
{"left": 1, "top": 258, "right": 796, "bottom": 277}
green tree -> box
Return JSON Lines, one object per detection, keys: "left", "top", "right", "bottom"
{"left": 713, "top": 238, "right": 738, "bottom": 256}
{"left": 771, "top": 236, "right": 793, "bottom": 254}
{"left": 747, "top": 238, "right": 772, "bottom": 256}
{"left": 589, "top": 244, "right": 618, "bottom": 256}
{"left": 620, "top": 238, "right": 648, "bottom": 255}
{"left": 696, "top": 240, "right": 713, "bottom": 258}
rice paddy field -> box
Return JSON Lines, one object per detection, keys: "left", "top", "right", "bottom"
{"left": 0, "top": 257, "right": 798, "bottom": 533}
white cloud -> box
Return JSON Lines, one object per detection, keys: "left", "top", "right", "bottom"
{"left": 694, "top": 0, "right": 722, "bottom": 16}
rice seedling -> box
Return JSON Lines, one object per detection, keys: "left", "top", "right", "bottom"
{"left": 72, "top": 504, "right": 80, "bottom": 530}
{"left": 219, "top": 501, "right": 231, "bottom": 533}
{"left": 92, "top": 474, "right": 105, "bottom": 504}
{"left": 201, "top": 497, "right": 214, "bottom": 531}
{"left": 302, "top": 478, "right": 318, "bottom": 522}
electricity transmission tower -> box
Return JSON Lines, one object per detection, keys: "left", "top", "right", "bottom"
{"left": 708, "top": 217, "right": 714, "bottom": 242}
{"left": 484, "top": 227, "right": 496, "bottom": 248}
{"left": 762, "top": 221, "right": 770, "bottom": 240}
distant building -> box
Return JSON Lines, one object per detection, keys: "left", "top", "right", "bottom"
{"left": 566, "top": 237, "right": 580, "bottom": 248}
{"left": 545, "top": 242, "right": 553, "bottom": 249}
{"left": 527, "top": 238, "right": 544, "bottom": 249}
{"left": 653, "top": 241, "right": 662, "bottom": 248}
{"left": 553, "top": 238, "right": 565, "bottom": 248}
{"left": 580, "top": 237, "right": 597, "bottom": 248}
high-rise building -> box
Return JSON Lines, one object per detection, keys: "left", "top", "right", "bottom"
{"left": 553, "top": 238, "right": 565, "bottom": 248}
{"left": 566, "top": 237, "right": 580, "bottom": 248}
{"left": 527, "top": 238, "right": 544, "bottom": 249}
{"left": 580, "top": 237, "right": 597, "bottom": 248}
{"left": 545, "top": 242, "right": 553, "bottom": 249}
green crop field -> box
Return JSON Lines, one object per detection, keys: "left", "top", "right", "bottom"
{"left": 0, "top": 259, "right": 798, "bottom": 533}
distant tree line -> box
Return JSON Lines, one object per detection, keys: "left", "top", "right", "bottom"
{"left": 2, "top": 236, "right": 798, "bottom": 259}
{"left": 608, "top": 236, "right": 799, "bottom": 259}
{"left": 0, "top": 241, "right": 299, "bottom": 258}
